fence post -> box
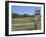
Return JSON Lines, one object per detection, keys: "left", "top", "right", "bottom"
{"left": 34, "top": 15, "right": 37, "bottom": 30}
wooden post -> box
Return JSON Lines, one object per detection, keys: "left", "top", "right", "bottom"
{"left": 34, "top": 15, "right": 37, "bottom": 30}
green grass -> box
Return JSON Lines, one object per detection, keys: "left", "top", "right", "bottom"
{"left": 12, "top": 17, "right": 35, "bottom": 24}
{"left": 12, "top": 15, "right": 41, "bottom": 31}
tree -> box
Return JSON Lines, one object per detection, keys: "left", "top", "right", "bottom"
{"left": 23, "top": 14, "right": 28, "bottom": 17}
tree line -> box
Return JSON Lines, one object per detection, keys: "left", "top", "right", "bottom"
{"left": 12, "top": 13, "right": 34, "bottom": 18}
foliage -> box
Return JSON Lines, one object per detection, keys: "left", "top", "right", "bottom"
{"left": 12, "top": 13, "right": 34, "bottom": 18}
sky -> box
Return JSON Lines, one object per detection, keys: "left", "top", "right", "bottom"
{"left": 11, "top": 5, "right": 41, "bottom": 15}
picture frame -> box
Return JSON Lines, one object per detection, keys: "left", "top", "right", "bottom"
{"left": 5, "top": 1, "right": 45, "bottom": 36}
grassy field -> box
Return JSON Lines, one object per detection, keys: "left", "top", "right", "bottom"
{"left": 12, "top": 15, "right": 41, "bottom": 31}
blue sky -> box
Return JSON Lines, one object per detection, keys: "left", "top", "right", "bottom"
{"left": 11, "top": 5, "right": 41, "bottom": 15}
